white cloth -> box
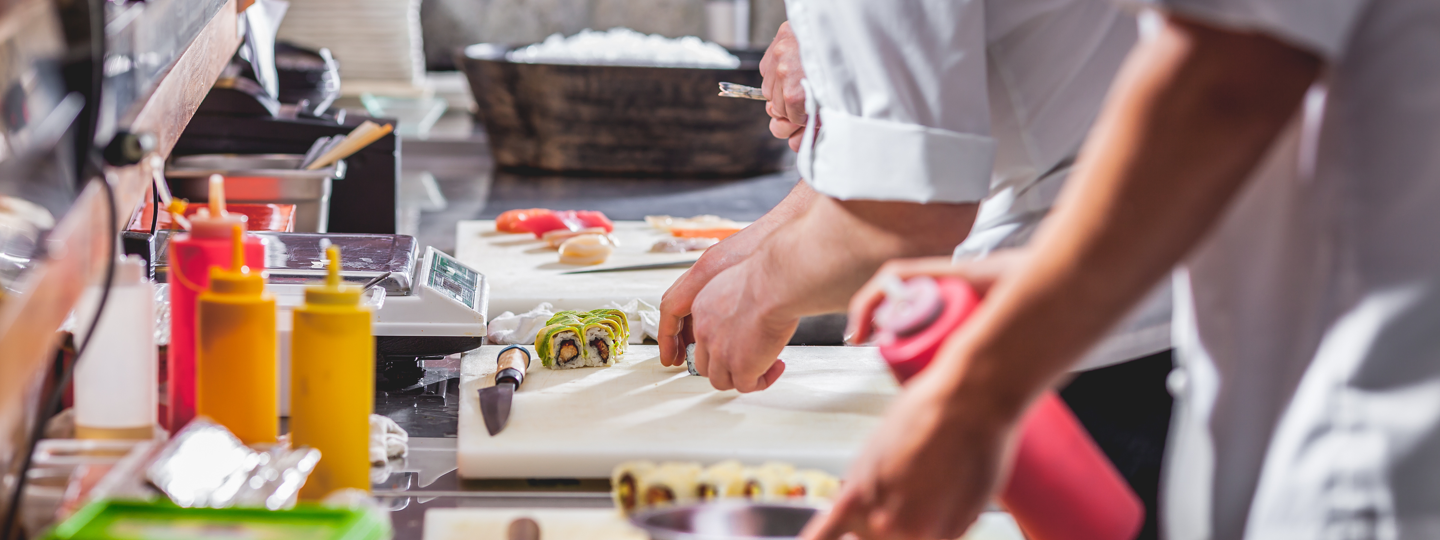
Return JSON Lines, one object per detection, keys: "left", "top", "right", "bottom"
{"left": 787, "top": 0, "right": 1138, "bottom": 206}
{"left": 787, "top": 0, "right": 1167, "bottom": 369}
{"left": 603, "top": 299, "right": 661, "bottom": 345}
{"left": 485, "top": 303, "right": 556, "bottom": 345}
{"left": 368, "top": 414, "right": 408, "bottom": 465}
{"left": 1116, "top": 0, "right": 1440, "bottom": 538}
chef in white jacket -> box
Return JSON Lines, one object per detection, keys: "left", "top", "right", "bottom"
{"left": 822, "top": 0, "right": 1440, "bottom": 538}
{"left": 659, "top": 0, "right": 1159, "bottom": 384}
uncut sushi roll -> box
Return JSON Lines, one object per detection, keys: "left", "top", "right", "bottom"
{"left": 536, "top": 323, "right": 586, "bottom": 369}
{"left": 785, "top": 469, "right": 841, "bottom": 503}
{"left": 637, "top": 462, "right": 703, "bottom": 509}
{"left": 741, "top": 462, "right": 797, "bottom": 501}
{"left": 612, "top": 461, "right": 657, "bottom": 514}
{"left": 695, "top": 460, "right": 746, "bottom": 501}
{"left": 582, "top": 320, "right": 618, "bottom": 366}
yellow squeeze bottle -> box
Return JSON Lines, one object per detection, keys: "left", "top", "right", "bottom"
{"left": 292, "top": 245, "right": 374, "bottom": 500}
{"left": 195, "top": 225, "right": 278, "bottom": 445}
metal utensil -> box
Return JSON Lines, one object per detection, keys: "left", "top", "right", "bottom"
{"left": 718, "top": 82, "right": 768, "bottom": 101}
{"left": 558, "top": 260, "right": 698, "bottom": 275}
{"left": 479, "top": 346, "right": 531, "bottom": 436}
{"left": 630, "top": 502, "right": 819, "bottom": 540}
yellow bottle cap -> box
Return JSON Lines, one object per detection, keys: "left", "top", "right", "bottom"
{"left": 208, "top": 225, "right": 264, "bottom": 295}
{"left": 305, "top": 245, "right": 362, "bottom": 306}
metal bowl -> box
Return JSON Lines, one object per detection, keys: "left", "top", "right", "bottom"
{"left": 630, "top": 502, "right": 820, "bottom": 540}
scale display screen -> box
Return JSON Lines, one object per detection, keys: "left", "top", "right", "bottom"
{"left": 426, "top": 249, "right": 480, "bottom": 308}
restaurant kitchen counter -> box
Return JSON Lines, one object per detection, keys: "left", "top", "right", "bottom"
{"left": 374, "top": 134, "right": 809, "bottom": 539}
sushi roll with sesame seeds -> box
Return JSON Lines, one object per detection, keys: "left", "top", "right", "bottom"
{"left": 695, "top": 460, "right": 746, "bottom": 501}
{"left": 637, "top": 462, "right": 703, "bottom": 509}
{"left": 611, "top": 461, "right": 656, "bottom": 514}
{"left": 741, "top": 462, "right": 796, "bottom": 501}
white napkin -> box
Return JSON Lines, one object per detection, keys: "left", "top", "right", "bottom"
{"left": 485, "top": 302, "right": 556, "bottom": 345}
{"left": 369, "top": 414, "right": 409, "bottom": 465}
{"left": 603, "top": 299, "right": 661, "bottom": 344}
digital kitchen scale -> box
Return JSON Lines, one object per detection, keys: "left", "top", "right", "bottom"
{"left": 154, "top": 232, "right": 489, "bottom": 390}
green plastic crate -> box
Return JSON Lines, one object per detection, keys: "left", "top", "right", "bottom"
{"left": 44, "top": 499, "right": 391, "bottom": 540}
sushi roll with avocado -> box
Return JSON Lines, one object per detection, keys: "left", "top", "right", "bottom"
{"left": 785, "top": 469, "right": 841, "bottom": 503}
{"left": 695, "top": 460, "right": 746, "bottom": 500}
{"left": 741, "top": 462, "right": 797, "bottom": 501}
{"left": 637, "top": 462, "right": 703, "bottom": 509}
{"left": 582, "top": 320, "right": 618, "bottom": 366}
{"left": 536, "top": 323, "right": 585, "bottom": 369}
{"left": 611, "top": 461, "right": 657, "bottom": 514}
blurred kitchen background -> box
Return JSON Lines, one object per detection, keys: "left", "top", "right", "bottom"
{"left": 272, "top": 0, "right": 796, "bottom": 254}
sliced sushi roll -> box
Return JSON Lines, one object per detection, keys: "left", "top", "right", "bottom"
{"left": 586, "top": 316, "right": 626, "bottom": 356}
{"left": 637, "top": 462, "right": 703, "bottom": 509}
{"left": 548, "top": 311, "right": 583, "bottom": 326}
{"left": 611, "top": 461, "right": 657, "bottom": 514}
{"left": 695, "top": 460, "right": 746, "bottom": 501}
{"left": 588, "top": 309, "right": 630, "bottom": 342}
{"left": 536, "top": 323, "right": 585, "bottom": 369}
{"left": 785, "top": 469, "right": 841, "bottom": 503}
{"left": 741, "top": 462, "right": 797, "bottom": 501}
{"left": 582, "top": 320, "right": 618, "bottom": 366}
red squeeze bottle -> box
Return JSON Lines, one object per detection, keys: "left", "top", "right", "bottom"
{"left": 873, "top": 276, "right": 1144, "bottom": 540}
{"left": 165, "top": 176, "right": 265, "bottom": 431}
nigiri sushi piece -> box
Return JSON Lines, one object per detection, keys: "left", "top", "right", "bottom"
{"left": 543, "top": 227, "right": 612, "bottom": 248}
{"left": 558, "top": 234, "right": 615, "bottom": 266}
{"left": 650, "top": 237, "right": 719, "bottom": 253}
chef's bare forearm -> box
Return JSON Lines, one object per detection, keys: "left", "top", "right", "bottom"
{"left": 748, "top": 179, "right": 819, "bottom": 237}
{"left": 750, "top": 194, "right": 978, "bottom": 320}
{"left": 929, "top": 16, "right": 1323, "bottom": 418}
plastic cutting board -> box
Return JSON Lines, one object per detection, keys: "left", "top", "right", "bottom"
{"left": 423, "top": 508, "right": 1026, "bottom": 540}
{"left": 457, "top": 345, "right": 898, "bottom": 479}
{"left": 454, "top": 221, "right": 709, "bottom": 316}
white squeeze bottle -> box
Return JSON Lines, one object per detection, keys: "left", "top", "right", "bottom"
{"left": 75, "top": 255, "right": 158, "bottom": 440}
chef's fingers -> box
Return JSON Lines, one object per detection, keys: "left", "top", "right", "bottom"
{"left": 758, "top": 360, "right": 786, "bottom": 391}
{"left": 770, "top": 117, "right": 803, "bottom": 140}
{"left": 801, "top": 490, "right": 869, "bottom": 540}
{"left": 658, "top": 270, "right": 703, "bottom": 366}
{"left": 704, "top": 346, "right": 738, "bottom": 391}
{"left": 781, "top": 76, "right": 807, "bottom": 127}
{"left": 789, "top": 131, "right": 804, "bottom": 153}
{"left": 736, "top": 358, "right": 786, "bottom": 393}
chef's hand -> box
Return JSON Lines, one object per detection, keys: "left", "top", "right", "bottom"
{"left": 687, "top": 258, "right": 791, "bottom": 392}
{"left": 657, "top": 228, "right": 765, "bottom": 367}
{"left": 845, "top": 250, "right": 1030, "bottom": 344}
{"left": 658, "top": 182, "right": 822, "bottom": 368}
{"left": 803, "top": 357, "right": 1020, "bottom": 540}
{"left": 760, "top": 21, "right": 808, "bottom": 151}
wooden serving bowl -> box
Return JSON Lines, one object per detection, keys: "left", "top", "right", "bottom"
{"left": 456, "top": 44, "right": 790, "bottom": 177}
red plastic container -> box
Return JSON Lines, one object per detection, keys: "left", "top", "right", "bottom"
{"left": 165, "top": 221, "right": 264, "bottom": 431}
{"left": 874, "top": 276, "right": 1143, "bottom": 540}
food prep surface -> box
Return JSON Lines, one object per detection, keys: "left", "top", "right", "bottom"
{"left": 455, "top": 221, "right": 709, "bottom": 315}
{"left": 457, "top": 345, "right": 898, "bottom": 479}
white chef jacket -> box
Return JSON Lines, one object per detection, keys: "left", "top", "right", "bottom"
{"left": 784, "top": 0, "right": 1170, "bottom": 370}
{"left": 1116, "top": 0, "right": 1440, "bottom": 538}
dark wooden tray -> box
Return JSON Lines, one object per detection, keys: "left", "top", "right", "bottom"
{"left": 457, "top": 45, "right": 789, "bottom": 177}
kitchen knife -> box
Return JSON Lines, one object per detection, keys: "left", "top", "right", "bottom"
{"left": 558, "top": 260, "right": 698, "bottom": 275}
{"left": 479, "top": 345, "right": 531, "bottom": 436}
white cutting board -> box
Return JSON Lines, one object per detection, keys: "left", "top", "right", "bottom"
{"left": 425, "top": 509, "right": 646, "bottom": 540}
{"left": 423, "top": 508, "right": 1026, "bottom": 540}
{"left": 455, "top": 220, "right": 709, "bottom": 316}
{"left": 457, "top": 345, "right": 897, "bottom": 479}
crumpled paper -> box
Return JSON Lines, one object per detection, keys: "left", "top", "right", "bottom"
{"left": 369, "top": 414, "right": 408, "bottom": 465}
{"left": 485, "top": 303, "right": 556, "bottom": 345}
{"left": 603, "top": 299, "right": 660, "bottom": 344}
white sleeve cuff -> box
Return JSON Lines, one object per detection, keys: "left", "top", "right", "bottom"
{"left": 800, "top": 106, "right": 996, "bottom": 204}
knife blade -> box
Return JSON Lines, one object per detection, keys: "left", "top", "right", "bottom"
{"left": 479, "top": 345, "right": 531, "bottom": 436}
{"left": 558, "top": 260, "right": 698, "bottom": 275}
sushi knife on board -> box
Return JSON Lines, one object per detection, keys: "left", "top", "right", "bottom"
{"left": 558, "top": 259, "right": 698, "bottom": 274}
{"left": 478, "top": 346, "right": 531, "bottom": 436}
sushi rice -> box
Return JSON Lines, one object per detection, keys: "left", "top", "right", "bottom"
{"left": 536, "top": 308, "right": 632, "bottom": 369}
{"left": 637, "top": 462, "right": 703, "bottom": 509}
{"left": 611, "top": 460, "right": 840, "bottom": 514}
{"left": 741, "top": 462, "right": 797, "bottom": 501}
